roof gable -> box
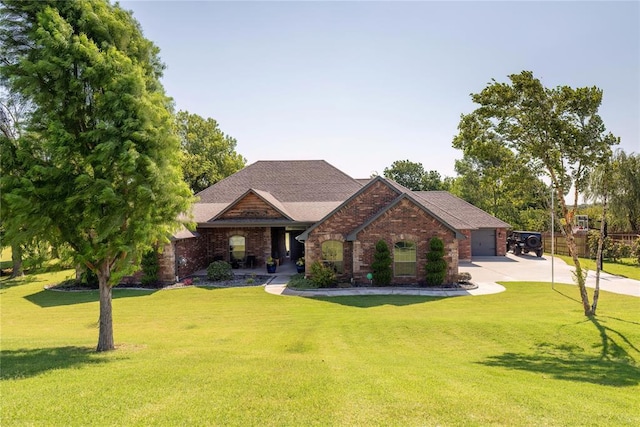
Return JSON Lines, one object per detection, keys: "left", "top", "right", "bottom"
{"left": 297, "top": 176, "right": 402, "bottom": 241}
{"left": 213, "top": 189, "right": 293, "bottom": 221}
{"left": 346, "top": 193, "right": 465, "bottom": 240}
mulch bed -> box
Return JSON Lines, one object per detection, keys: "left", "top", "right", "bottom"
{"left": 47, "top": 274, "right": 273, "bottom": 291}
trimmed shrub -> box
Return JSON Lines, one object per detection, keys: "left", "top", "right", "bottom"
{"left": 309, "top": 261, "right": 336, "bottom": 288}
{"left": 425, "top": 237, "right": 447, "bottom": 286}
{"left": 141, "top": 250, "right": 159, "bottom": 286}
{"left": 457, "top": 272, "right": 472, "bottom": 283}
{"left": 207, "top": 260, "right": 233, "bottom": 281}
{"left": 288, "top": 273, "right": 319, "bottom": 290}
{"left": 371, "top": 240, "right": 392, "bottom": 286}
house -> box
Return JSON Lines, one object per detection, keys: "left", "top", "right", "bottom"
{"left": 156, "top": 160, "right": 509, "bottom": 285}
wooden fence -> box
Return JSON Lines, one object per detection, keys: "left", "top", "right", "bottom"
{"left": 542, "top": 232, "right": 589, "bottom": 257}
{"left": 542, "top": 232, "right": 638, "bottom": 257}
{"left": 608, "top": 233, "right": 640, "bottom": 245}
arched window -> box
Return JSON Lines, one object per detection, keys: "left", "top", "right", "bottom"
{"left": 394, "top": 241, "right": 416, "bottom": 276}
{"left": 229, "top": 235, "right": 246, "bottom": 264}
{"left": 321, "top": 240, "right": 344, "bottom": 273}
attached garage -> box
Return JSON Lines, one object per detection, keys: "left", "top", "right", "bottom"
{"left": 471, "top": 229, "right": 496, "bottom": 256}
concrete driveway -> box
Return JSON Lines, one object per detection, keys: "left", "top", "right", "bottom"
{"left": 461, "top": 253, "right": 640, "bottom": 297}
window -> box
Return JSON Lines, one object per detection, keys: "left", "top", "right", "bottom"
{"left": 321, "top": 240, "right": 344, "bottom": 273}
{"left": 229, "top": 235, "right": 246, "bottom": 263}
{"left": 394, "top": 241, "right": 416, "bottom": 276}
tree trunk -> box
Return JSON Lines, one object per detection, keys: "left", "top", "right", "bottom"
{"left": 592, "top": 198, "right": 608, "bottom": 316}
{"left": 553, "top": 183, "right": 593, "bottom": 316}
{"left": 563, "top": 230, "right": 592, "bottom": 315}
{"left": 96, "top": 262, "right": 115, "bottom": 352}
{"left": 9, "top": 242, "right": 24, "bottom": 278}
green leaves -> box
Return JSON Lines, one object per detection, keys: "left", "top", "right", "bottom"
{"left": 0, "top": 0, "right": 194, "bottom": 284}
{"left": 454, "top": 70, "right": 620, "bottom": 315}
{"left": 383, "top": 160, "right": 449, "bottom": 191}
{"left": 175, "top": 110, "right": 246, "bottom": 194}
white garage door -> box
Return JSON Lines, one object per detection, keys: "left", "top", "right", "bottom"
{"left": 471, "top": 229, "right": 496, "bottom": 256}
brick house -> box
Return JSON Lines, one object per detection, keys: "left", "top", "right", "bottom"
{"left": 156, "top": 160, "right": 509, "bottom": 285}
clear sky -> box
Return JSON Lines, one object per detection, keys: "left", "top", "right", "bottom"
{"left": 120, "top": 0, "right": 639, "bottom": 180}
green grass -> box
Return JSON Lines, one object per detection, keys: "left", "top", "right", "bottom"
{"left": 1, "top": 247, "right": 11, "bottom": 270}
{"left": 552, "top": 254, "right": 640, "bottom": 280}
{"left": 2, "top": 271, "right": 639, "bottom": 426}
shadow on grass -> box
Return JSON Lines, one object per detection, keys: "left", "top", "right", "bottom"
{"left": 479, "top": 317, "right": 640, "bottom": 387}
{"left": 310, "top": 295, "right": 444, "bottom": 308}
{"left": 552, "top": 287, "right": 583, "bottom": 304}
{"left": 0, "top": 275, "right": 47, "bottom": 291}
{"left": 0, "top": 346, "right": 108, "bottom": 380}
{"left": 24, "top": 288, "right": 156, "bottom": 308}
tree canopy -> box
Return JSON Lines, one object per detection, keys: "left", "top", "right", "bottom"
{"left": 0, "top": 0, "right": 194, "bottom": 350}
{"left": 608, "top": 150, "right": 640, "bottom": 233}
{"left": 175, "top": 110, "right": 246, "bottom": 194}
{"left": 453, "top": 71, "right": 618, "bottom": 316}
{"left": 450, "top": 143, "right": 550, "bottom": 231}
{"left": 383, "top": 160, "right": 449, "bottom": 191}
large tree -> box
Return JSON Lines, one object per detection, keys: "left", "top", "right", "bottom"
{"left": 0, "top": 0, "right": 193, "bottom": 351}
{"left": 453, "top": 71, "right": 617, "bottom": 316}
{"left": 451, "top": 139, "right": 550, "bottom": 231}
{"left": 175, "top": 110, "right": 245, "bottom": 194}
{"left": 0, "top": 88, "right": 30, "bottom": 277}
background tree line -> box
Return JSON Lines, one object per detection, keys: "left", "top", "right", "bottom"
{"left": 381, "top": 148, "right": 638, "bottom": 236}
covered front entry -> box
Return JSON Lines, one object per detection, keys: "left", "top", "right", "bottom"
{"left": 471, "top": 229, "right": 496, "bottom": 256}
{"left": 271, "top": 227, "right": 305, "bottom": 265}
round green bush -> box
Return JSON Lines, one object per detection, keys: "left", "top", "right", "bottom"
{"left": 207, "top": 261, "right": 233, "bottom": 281}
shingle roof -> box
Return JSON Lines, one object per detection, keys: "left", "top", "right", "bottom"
{"left": 189, "top": 160, "right": 510, "bottom": 230}
{"left": 194, "top": 160, "right": 363, "bottom": 223}
{"left": 298, "top": 176, "right": 470, "bottom": 241}
{"left": 414, "top": 191, "right": 511, "bottom": 229}
{"left": 374, "top": 178, "right": 477, "bottom": 230}
{"left": 196, "top": 160, "right": 363, "bottom": 203}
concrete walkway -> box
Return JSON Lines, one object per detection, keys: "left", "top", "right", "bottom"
{"left": 263, "top": 262, "right": 506, "bottom": 298}
{"left": 262, "top": 254, "right": 640, "bottom": 298}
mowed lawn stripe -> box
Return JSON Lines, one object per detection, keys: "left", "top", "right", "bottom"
{"left": 2, "top": 273, "right": 639, "bottom": 426}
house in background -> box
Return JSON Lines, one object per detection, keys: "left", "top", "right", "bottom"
{"left": 155, "top": 160, "right": 509, "bottom": 285}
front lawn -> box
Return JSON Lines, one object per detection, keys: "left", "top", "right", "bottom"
{"left": 552, "top": 254, "right": 640, "bottom": 280}
{"left": 2, "top": 271, "right": 639, "bottom": 426}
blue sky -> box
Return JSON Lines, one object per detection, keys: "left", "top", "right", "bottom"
{"left": 120, "top": 0, "right": 639, "bottom": 179}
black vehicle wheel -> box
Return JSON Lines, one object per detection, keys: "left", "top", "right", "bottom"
{"left": 526, "top": 235, "right": 540, "bottom": 248}
{"left": 514, "top": 246, "right": 522, "bottom": 255}
{"left": 536, "top": 249, "right": 543, "bottom": 257}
